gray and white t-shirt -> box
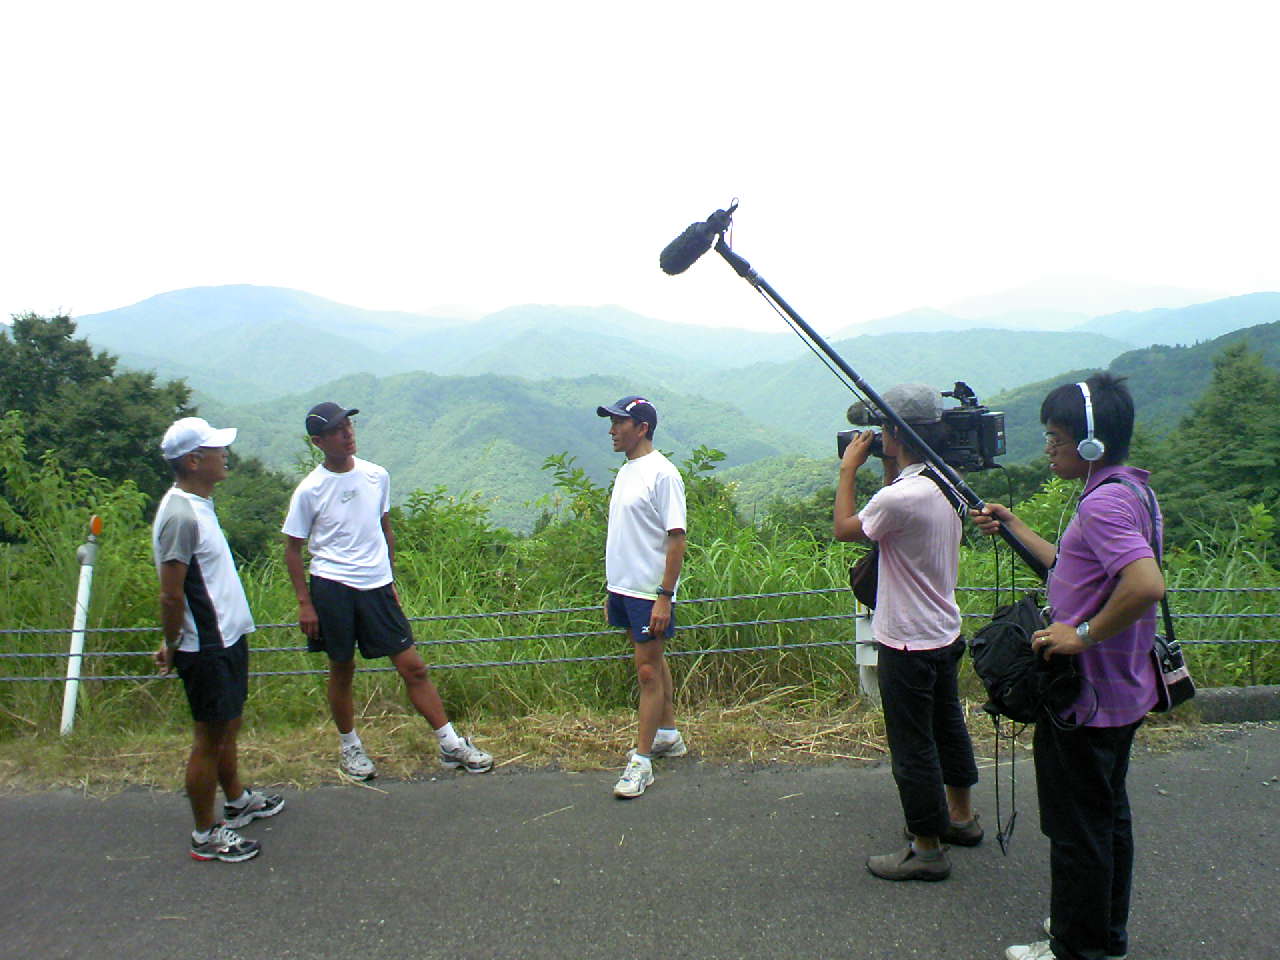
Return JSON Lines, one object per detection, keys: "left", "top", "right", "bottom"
{"left": 152, "top": 486, "right": 254, "bottom": 653}
{"left": 282, "top": 457, "right": 393, "bottom": 590}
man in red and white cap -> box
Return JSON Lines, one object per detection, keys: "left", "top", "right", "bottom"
{"left": 154, "top": 417, "right": 284, "bottom": 864}
{"left": 596, "top": 395, "right": 688, "bottom": 798}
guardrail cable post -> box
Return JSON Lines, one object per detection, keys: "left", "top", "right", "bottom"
{"left": 59, "top": 515, "right": 102, "bottom": 736}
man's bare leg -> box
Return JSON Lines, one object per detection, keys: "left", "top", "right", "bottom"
{"left": 390, "top": 646, "right": 449, "bottom": 729}
{"left": 327, "top": 658, "right": 356, "bottom": 733}
{"left": 188, "top": 720, "right": 231, "bottom": 832}
{"left": 634, "top": 637, "right": 666, "bottom": 756}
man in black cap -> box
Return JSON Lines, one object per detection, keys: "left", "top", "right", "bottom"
{"left": 283, "top": 402, "right": 492, "bottom": 780}
{"left": 596, "top": 395, "right": 688, "bottom": 798}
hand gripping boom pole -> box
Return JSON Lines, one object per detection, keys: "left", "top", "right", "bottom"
{"left": 707, "top": 233, "right": 1049, "bottom": 581}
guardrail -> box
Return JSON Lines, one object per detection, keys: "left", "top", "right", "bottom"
{"left": 3, "top": 586, "right": 1277, "bottom": 684}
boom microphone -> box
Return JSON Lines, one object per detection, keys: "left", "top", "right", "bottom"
{"left": 659, "top": 204, "right": 738, "bottom": 275}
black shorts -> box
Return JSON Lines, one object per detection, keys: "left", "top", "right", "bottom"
{"left": 175, "top": 637, "right": 249, "bottom": 725}
{"left": 308, "top": 576, "right": 415, "bottom": 662}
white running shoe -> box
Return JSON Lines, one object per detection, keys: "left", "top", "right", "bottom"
{"left": 613, "top": 755, "right": 654, "bottom": 798}
{"left": 1038, "top": 920, "right": 1127, "bottom": 960}
{"left": 440, "top": 737, "right": 494, "bottom": 773}
{"left": 223, "top": 789, "right": 285, "bottom": 829}
{"left": 650, "top": 733, "right": 688, "bottom": 758}
{"left": 1005, "top": 942, "right": 1054, "bottom": 960}
{"left": 340, "top": 743, "right": 376, "bottom": 780}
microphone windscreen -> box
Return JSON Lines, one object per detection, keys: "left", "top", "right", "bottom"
{"left": 847, "top": 401, "right": 872, "bottom": 425}
{"left": 659, "top": 221, "right": 716, "bottom": 275}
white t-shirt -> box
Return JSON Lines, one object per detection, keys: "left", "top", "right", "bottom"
{"left": 606, "top": 450, "right": 687, "bottom": 600}
{"left": 282, "top": 457, "right": 393, "bottom": 590}
{"left": 152, "top": 486, "right": 255, "bottom": 653}
{"left": 858, "top": 462, "right": 962, "bottom": 651}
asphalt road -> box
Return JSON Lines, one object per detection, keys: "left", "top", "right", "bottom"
{"left": 3, "top": 724, "right": 1277, "bottom": 960}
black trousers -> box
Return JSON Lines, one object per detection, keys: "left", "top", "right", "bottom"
{"left": 1034, "top": 717, "right": 1142, "bottom": 960}
{"left": 876, "top": 638, "right": 979, "bottom": 837}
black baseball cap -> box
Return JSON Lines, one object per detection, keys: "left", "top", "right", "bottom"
{"left": 305, "top": 402, "right": 359, "bottom": 436}
{"left": 596, "top": 395, "right": 657, "bottom": 430}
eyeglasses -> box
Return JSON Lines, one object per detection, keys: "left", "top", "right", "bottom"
{"left": 1043, "top": 432, "right": 1068, "bottom": 450}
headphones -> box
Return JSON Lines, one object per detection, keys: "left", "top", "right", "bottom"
{"left": 1075, "top": 381, "right": 1106, "bottom": 462}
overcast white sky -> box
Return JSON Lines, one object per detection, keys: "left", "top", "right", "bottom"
{"left": 3, "top": 1, "right": 1277, "bottom": 333}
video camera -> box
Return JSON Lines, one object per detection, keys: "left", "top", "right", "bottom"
{"left": 836, "top": 381, "right": 1006, "bottom": 472}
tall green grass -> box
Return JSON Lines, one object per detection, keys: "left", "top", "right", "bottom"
{"left": 2, "top": 455, "right": 1277, "bottom": 740}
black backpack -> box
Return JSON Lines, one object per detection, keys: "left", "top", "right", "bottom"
{"left": 968, "top": 593, "right": 1085, "bottom": 724}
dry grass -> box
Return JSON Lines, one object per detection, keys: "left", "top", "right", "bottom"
{"left": 0, "top": 692, "right": 1215, "bottom": 797}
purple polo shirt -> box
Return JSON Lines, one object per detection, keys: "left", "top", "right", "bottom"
{"left": 1046, "top": 465, "right": 1160, "bottom": 727}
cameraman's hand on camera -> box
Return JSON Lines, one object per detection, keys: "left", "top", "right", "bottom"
{"left": 970, "top": 502, "right": 1014, "bottom": 536}
{"left": 840, "top": 430, "right": 875, "bottom": 473}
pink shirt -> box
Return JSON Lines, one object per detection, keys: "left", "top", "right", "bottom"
{"left": 859, "top": 463, "right": 963, "bottom": 651}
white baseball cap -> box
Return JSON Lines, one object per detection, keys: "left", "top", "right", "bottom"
{"left": 160, "top": 417, "right": 238, "bottom": 459}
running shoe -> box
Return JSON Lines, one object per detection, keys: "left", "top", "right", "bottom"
{"left": 613, "top": 755, "right": 654, "bottom": 798}
{"left": 650, "top": 733, "right": 688, "bottom": 758}
{"left": 190, "top": 823, "right": 261, "bottom": 863}
{"left": 223, "top": 789, "right": 285, "bottom": 829}
{"left": 440, "top": 737, "right": 494, "bottom": 773}
{"left": 340, "top": 742, "right": 376, "bottom": 780}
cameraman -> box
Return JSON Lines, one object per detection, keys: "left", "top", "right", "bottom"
{"left": 834, "top": 383, "right": 980, "bottom": 882}
{"left": 972, "top": 373, "right": 1163, "bottom": 960}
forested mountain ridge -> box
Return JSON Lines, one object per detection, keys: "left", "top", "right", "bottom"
{"left": 990, "top": 320, "right": 1280, "bottom": 462}
{"left": 200, "top": 370, "right": 808, "bottom": 532}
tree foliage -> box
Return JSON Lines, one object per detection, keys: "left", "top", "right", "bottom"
{"left": 0, "top": 314, "right": 193, "bottom": 503}
{"left": 1145, "top": 341, "right": 1280, "bottom": 547}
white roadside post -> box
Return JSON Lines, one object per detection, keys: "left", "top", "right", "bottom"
{"left": 855, "top": 597, "right": 879, "bottom": 704}
{"left": 60, "top": 515, "right": 102, "bottom": 736}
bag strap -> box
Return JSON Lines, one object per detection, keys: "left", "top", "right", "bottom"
{"left": 920, "top": 466, "right": 967, "bottom": 519}
{"left": 1094, "top": 476, "right": 1177, "bottom": 642}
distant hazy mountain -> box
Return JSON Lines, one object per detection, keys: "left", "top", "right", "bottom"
{"left": 76, "top": 284, "right": 459, "bottom": 348}
{"left": 74, "top": 286, "right": 806, "bottom": 405}
{"left": 689, "top": 329, "right": 1133, "bottom": 456}
{"left": 75, "top": 285, "right": 456, "bottom": 401}
{"left": 64, "top": 283, "right": 1280, "bottom": 523}
{"left": 201, "top": 371, "right": 807, "bottom": 532}
{"left": 1077, "top": 292, "right": 1280, "bottom": 348}
{"left": 989, "top": 320, "right": 1280, "bottom": 462}
{"left": 944, "top": 275, "right": 1218, "bottom": 320}
{"left": 834, "top": 307, "right": 1089, "bottom": 337}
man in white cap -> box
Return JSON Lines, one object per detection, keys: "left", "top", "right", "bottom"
{"left": 833, "top": 383, "right": 980, "bottom": 882}
{"left": 283, "top": 402, "right": 492, "bottom": 780}
{"left": 154, "top": 417, "right": 284, "bottom": 863}
{"left": 596, "top": 395, "right": 688, "bottom": 799}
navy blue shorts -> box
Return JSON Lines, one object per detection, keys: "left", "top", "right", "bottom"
{"left": 175, "top": 636, "right": 249, "bottom": 725}
{"left": 308, "top": 576, "right": 415, "bottom": 662}
{"left": 607, "top": 591, "right": 675, "bottom": 643}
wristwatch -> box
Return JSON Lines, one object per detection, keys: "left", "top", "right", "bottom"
{"left": 656, "top": 586, "right": 675, "bottom": 598}
{"left": 1076, "top": 621, "right": 1092, "bottom": 645}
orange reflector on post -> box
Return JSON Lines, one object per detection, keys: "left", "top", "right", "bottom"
{"left": 89, "top": 515, "right": 103, "bottom": 537}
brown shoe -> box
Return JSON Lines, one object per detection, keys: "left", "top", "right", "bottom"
{"left": 866, "top": 845, "right": 951, "bottom": 882}
{"left": 904, "top": 814, "right": 984, "bottom": 848}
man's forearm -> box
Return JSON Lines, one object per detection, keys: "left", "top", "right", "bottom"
{"left": 159, "top": 596, "right": 186, "bottom": 648}
{"left": 1080, "top": 558, "right": 1165, "bottom": 644}
{"left": 833, "top": 467, "right": 865, "bottom": 542}
{"left": 661, "top": 533, "right": 686, "bottom": 590}
{"left": 284, "top": 544, "right": 311, "bottom": 604}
